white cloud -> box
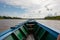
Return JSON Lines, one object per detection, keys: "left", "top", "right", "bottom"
{"left": 0, "top": 0, "right": 60, "bottom": 18}
{"left": 0, "top": 0, "right": 41, "bottom": 8}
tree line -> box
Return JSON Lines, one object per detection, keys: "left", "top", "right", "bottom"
{"left": 0, "top": 16, "right": 22, "bottom": 19}
{"left": 45, "top": 16, "right": 60, "bottom": 20}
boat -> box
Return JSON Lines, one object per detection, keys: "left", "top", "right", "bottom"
{"left": 0, "top": 19, "right": 59, "bottom": 40}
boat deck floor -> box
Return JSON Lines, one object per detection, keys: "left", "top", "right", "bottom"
{"left": 26, "top": 34, "right": 35, "bottom": 40}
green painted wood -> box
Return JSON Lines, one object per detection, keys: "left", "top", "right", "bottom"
{"left": 23, "top": 25, "right": 30, "bottom": 34}
{"left": 35, "top": 27, "right": 56, "bottom": 40}
{"left": 20, "top": 26, "right": 28, "bottom": 36}
{"left": 33, "top": 25, "right": 38, "bottom": 32}
{"left": 37, "top": 28, "right": 46, "bottom": 40}
{"left": 4, "top": 35, "right": 14, "bottom": 40}
{"left": 4, "top": 33, "right": 18, "bottom": 40}
{"left": 40, "top": 32, "right": 56, "bottom": 40}
{"left": 13, "top": 30, "right": 24, "bottom": 40}
{"left": 34, "top": 27, "right": 41, "bottom": 35}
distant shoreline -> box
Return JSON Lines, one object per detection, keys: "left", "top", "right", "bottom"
{"left": 0, "top": 16, "right": 22, "bottom": 19}
{"left": 45, "top": 16, "right": 60, "bottom": 20}
{"left": 0, "top": 16, "right": 60, "bottom": 20}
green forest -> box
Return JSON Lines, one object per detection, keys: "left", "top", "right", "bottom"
{"left": 0, "top": 16, "right": 22, "bottom": 19}
{"left": 45, "top": 16, "right": 60, "bottom": 20}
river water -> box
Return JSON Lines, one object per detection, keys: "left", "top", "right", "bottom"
{"left": 0, "top": 19, "right": 60, "bottom": 33}
{"left": 0, "top": 19, "right": 26, "bottom": 33}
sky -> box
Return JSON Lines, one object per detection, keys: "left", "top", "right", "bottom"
{"left": 0, "top": 0, "right": 60, "bottom": 18}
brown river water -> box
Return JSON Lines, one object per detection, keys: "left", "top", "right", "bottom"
{"left": 0, "top": 19, "right": 60, "bottom": 33}
{"left": 0, "top": 19, "right": 26, "bottom": 33}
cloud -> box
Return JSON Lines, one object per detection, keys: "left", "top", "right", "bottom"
{"left": 0, "top": 0, "right": 42, "bottom": 13}
{"left": 0, "top": 0, "right": 41, "bottom": 9}
{"left": 0, "top": 0, "right": 60, "bottom": 18}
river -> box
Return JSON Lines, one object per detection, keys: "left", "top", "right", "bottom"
{"left": 0, "top": 19, "right": 26, "bottom": 33}
{"left": 0, "top": 19, "right": 60, "bottom": 33}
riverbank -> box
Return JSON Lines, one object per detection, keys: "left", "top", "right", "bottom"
{"left": 45, "top": 16, "right": 60, "bottom": 20}
{"left": 0, "top": 16, "right": 22, "bottom": 19}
